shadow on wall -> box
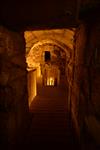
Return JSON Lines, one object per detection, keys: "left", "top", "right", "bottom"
{"left": 0, "top": 26, "right": 29, "bottom": 149}
{"left": 70, "top": 21, "right": 100, "bottom": 148}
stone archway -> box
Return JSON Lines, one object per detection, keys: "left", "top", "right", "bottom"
{"left": 26, "top": 38, "right": 71, "bottom": 104}
{"left": 26, "top": 39, "right": 71, "bottom": 74}
{"left": 26, "top": 39, "right": 70, "bottom": 84}
{"left": 24, "top": 28, "right": 75, "bottom": 107}
{"left": 24, "top": 28, "right": 75, "bottom": 81}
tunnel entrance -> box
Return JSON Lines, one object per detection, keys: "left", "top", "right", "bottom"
{"left": 24, "top": 29, "right": 74, "bottom": 106}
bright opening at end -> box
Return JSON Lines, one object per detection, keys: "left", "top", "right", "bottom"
{"left": 47, "top": 77, "right": 55, "bottom": 86}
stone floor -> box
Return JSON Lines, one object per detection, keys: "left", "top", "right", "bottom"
{"left": 19, "top": 77, "right": 80, "bottom": 150}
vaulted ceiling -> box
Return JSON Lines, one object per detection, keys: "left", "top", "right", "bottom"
{"left": 25, "top": 29, "right": 75, "bottom": 53}
{"left": 25, "top": 29, "right": 75, "bottom": 70}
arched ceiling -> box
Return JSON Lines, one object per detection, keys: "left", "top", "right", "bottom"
{"left": 25, "top": 28, "right": 75, "bottom": 70}
{"left": 26, "top": 43, "right": 68, "bottom": 79}
{"left": 29, "top": 39, "right": 70, "bottom": 55}
{"left": 26, "top": 43, "right": 66, "bottom": 70}
{"left": 24, "top": 28, "right": 75, "bottom": 53}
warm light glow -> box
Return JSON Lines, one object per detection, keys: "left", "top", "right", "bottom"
{"left": 37, "top": 65, "right": 41, "bottom": 77}
{"left": 28, "top": 70, "right": 37, "bottom": 106}
{"left": 47, "top": 77, "right": 54, "bottom": 86}
{"left": 25, "top": 29, "right": 75, "bottom": 53}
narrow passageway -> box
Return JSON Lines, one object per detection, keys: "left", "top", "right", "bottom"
{"left": 24, "top": 77, "right": 79, "bottom": 150}
{"left": 0, "top": 2, "right": 100, "bottom": 150}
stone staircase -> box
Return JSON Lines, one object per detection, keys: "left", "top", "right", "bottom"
{"left": 20, "top": 77, "right": 79, "bottom": 149}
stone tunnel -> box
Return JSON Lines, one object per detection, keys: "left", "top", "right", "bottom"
{"left": 0, "top": 1, "right": 100, "bottom": 150}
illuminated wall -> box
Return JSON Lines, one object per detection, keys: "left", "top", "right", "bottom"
{"left": 27, "top": 69, "right": 37, "bottom": 106}
{"left": 25, "top": 29, "right": 75, "bottom": 88}
{"left": 24, "top": 29, "right": 75, "bottom": 54}
{"left": 36, "top": 64, "right": 41, "bottom": 77}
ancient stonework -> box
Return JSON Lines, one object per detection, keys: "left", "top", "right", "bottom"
{"left": 25, "top": 29, "right": 75, "bottom": 89}
{"left": 0, "top": 26, "right": 29, "bottom": 146}
{"left": 69, "top": 22, "right": 100, "bottom": 144}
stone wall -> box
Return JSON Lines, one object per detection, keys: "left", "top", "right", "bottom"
{"left": 0, "top": 26, "right": 29, "bottom": 148}
{"left": 67, "top": 22, "right": 89, "bottom": 135}
{"left": 83, "top": 22, "right": 100, "bottom": 145}
{"left": 28, "top": 69, "right": 37, "bottom": 106}
{"left": 69, "top": 21, "right": 100, "bottom": 145}
{"left": 67, "top": 24, "right": 87, "bottom": 137}
{"left": 72, "top": 23, "right": 88, "bottom": 137}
